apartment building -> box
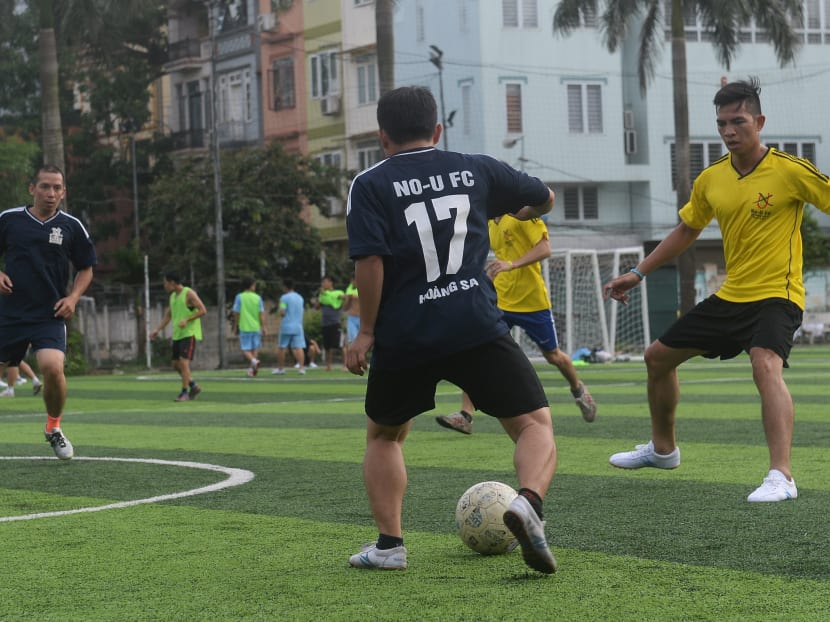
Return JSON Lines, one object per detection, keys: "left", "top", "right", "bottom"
{"left": 161, "top": 0, "right": 830, "bottom": 313}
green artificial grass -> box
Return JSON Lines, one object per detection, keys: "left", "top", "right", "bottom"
{"left": 1, "top": 348, "right": 829, "bottom": 621}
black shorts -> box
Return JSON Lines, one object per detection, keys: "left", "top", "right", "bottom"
{"left": 172, "top": 337, "right": 197, "bottom": 361}
{"left": 322, "top": 324, "right": 341, "bottom": 350}
{"left": 659, "top": 295, "right": 802, "bottom": 365}
{"left": 364, "top": 333, "right": 549, "bottom": 426}
{"left": 0, "top": 321, "right": 66, "bottom": 365}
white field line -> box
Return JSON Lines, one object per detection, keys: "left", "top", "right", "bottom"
{"left": 0, "top": 457, "right": 254, "bottom": 523}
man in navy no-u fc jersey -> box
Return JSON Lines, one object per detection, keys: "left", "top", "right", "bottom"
{"left": 345, "top": 86, "right": 559, "bottom": 574}
{"left": 0, "top": 165, "right": 97, "bottom": 460}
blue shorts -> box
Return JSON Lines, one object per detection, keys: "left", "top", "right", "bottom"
{"left": 0, "top": 321, "right": 66, "bottom": 364}
{"left": 279, "top": 332, "right": 306, "bottom": 350}
{"left": 501, "top": 308, "right": 560, "bottom": 352}
{"left": 239, "top": 331, "right": 262, "bottom": 352}
{"left": 347, "top": 316, "right": 360, "bottom": 343}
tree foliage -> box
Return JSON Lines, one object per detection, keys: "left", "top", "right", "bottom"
{"left": 802, "top": 208, "right": 830, "bottom": 272}
{"left": 144, "top": 143, "right": 344, "bottom": 304}
{"left": 553, "top": 0, "right": 804, "bottom": 312}
{"left": 55, "top": 0, "right": 168, "bottom": 133}
{"left": 0, "top": 130, "right": 39, "bottom": 206}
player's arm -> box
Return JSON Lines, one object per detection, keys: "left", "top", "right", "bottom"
{"left": 513, "top": 188, "right": 555, "bottom": 221}
{"left": 181, "top": 289, "right": 208, "bottom": 326}
{"left": 0, "top": 270, "right": 13, "bottom": 295}
{"left": 604, "top": 221, "right": 702, "bottom": 304}
{"left": 259, "top": 301, "right": 267, "bottom": 335}
{"left": 487, "top": 234, "right": 550, "bottom": 280}
{"left": 346, "top": 255, "right": 383, "bottom": 376}
{"left": 150, "top": 305, "right": 172, "bottom": 339}
{"left": 53, "top": 266, "right": 93, "bottom": 319}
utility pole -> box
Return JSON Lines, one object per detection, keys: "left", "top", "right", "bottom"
{"left": 210, "top": 1, "right": 227, "bottom": 368}
{"left": 130, "top": 123, "right": 140, "bottom": 243}
{"left": 429, "top": 45, "right": 448, "bottom": 150}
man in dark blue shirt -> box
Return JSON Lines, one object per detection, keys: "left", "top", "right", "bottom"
{"left": 346, "top": 86, "right": 559, "bottom": 574}
{"left": 0, "top": 165, "right": 97, "bottom": 460}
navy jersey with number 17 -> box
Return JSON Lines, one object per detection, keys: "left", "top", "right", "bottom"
{"left": 346, "top": 147, "right": 551, "bottom": 369}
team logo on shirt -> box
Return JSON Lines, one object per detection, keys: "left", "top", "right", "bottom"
{"left": 49, "top": 227, "right": 64, "bottom": 245}
{"left": 755, "top": 192, "right": 773, "bottom": 210}
{"left": 751, "top": 192, "right": 774, "bottom": 220}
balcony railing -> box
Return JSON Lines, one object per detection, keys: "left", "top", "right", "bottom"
{"left": 170, "top": 129, "right": 207, "bottom": 150}
{"left": 168, "top": 38, "right": 204, "bottom": 62}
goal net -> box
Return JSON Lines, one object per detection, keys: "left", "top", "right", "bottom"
{"left": 512, "top": 248, "right": 650, "bottom": 360}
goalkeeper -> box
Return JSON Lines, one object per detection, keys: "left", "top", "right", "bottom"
{"left": 436, "top": 214, "right": 597, "bottom": 435}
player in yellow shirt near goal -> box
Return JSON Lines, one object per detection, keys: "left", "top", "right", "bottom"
{"left": 436, "top": 214, "right": 597, "bottom": 434}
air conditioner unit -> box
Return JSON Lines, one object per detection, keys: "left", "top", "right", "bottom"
{"left": 257, "top": 12, "right": 277, "bottom": 32}
{"left": 624, "top": 129, "right": 638, "bottom": 155}
{"left": 321, "top": 94, "right": 341, "bottom": 116}
{"left": 623, "top": 110, "right": 635, "bottom": 129}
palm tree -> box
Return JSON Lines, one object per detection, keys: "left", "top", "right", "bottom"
{"left": 375, "top": 0, "right": 395, "bottom": 95}
{"left": 553, "top": 0, "right": 803, "bottom": 312}
{"left": 37, "top": 0, "right": 64, "bottom": 174}
{"left": 34, "top": 0, "right": 164, "bottom": 192}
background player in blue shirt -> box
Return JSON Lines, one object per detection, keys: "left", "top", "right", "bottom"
{"left": 0, "top": 165, "right": 97, "bottom": 460}
{"left": 345, "top": 86, "right": 559, "bottom": 574}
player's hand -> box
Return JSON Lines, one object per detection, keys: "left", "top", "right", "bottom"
{"left": 602, "top": 273, "right": 641, "bottom": 305}
{"left": 0, "top": 272, "right": 12, "bottom": 296}
{"left": 53, "top": 296, "right": 77, "bottom": 319}
{"left": 485, "top": 259, "right": 511, "bottom": 280}
{"left": 346, "top": 332, "right": 374, "bottom": 376}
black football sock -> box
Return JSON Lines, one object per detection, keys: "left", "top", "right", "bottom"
{"left": 518, "top": 488, "right": 544, "bottom": 520}
{"left": 376, "top": 533, "right": 404, "bottom": 550}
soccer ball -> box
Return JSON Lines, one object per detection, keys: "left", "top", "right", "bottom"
{"left": 455, "top": 481, "right": 518, "bottom": 555}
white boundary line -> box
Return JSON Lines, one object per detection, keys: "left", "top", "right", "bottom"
{"left": 0, "top": 457, "right": 255, "bottom": 523}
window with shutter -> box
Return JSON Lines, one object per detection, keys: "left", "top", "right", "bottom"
{"left": 506, "top": 84, "right": 523, "bottom": 134}
{"left": 586, "top": 84, "right": 602, "bottom": 133}
{"left": 582, "top": 187, "right": 599, "bottom": 220}
{"left": 503, "top": 0, "right": 519, "bottom": 27}
{"left": 567, "top": 85, "right": 583, "bottom": 133}
{"left": 563, "top": 188, "right": 580, "bottom": 220}
{"left": 522, "top": 0, "right": 538, "bottom": 27}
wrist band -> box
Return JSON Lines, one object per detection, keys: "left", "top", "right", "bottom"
{"left": 630, "top": 268, "right": 645, "bottom": 281}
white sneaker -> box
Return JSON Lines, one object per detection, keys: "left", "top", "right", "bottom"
{"left": 308, "top": 362, "right": 318, "bottom": 369}
{"left": 0, "top": 387, "right": 14, "bottom": 398}
{"left": 747, "top": 469, "right": 797, "bottom": 502}
{"left": 271, "top": 368, "right": 285, "bottom": 375}
{"left": 348, "top": 543, "right": 407, "bottom": 570}
{"left": 293, "top": 363, "right": 300, "bottom": 369}
{"left": 16, "top": 377, "right": 27, "bottom": 385}
{"left": 502, "top": 495, "right": 557, "bottom": 574}
{"left": 33, "top": 380, "right": 42, "bottom": 396}
{"left": 45, "top": 427, "right": 74, "bottom": 460}
{"left": 609, "top": 440, "right": 680, "bottom": 469}
{"left": 298, "top": 368, "right": 306, "bottom": 375}
{"left": 0, "top": 379, "right": 7, "bottom": 388}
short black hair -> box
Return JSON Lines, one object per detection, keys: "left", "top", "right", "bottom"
{"left": 283, "top": 277, "right": 294, "bottom": 290}
{"left": 241, "top": 277, "right": 255, "bottom": 290}
{"left": 713, "top": 77, "right": 762, "bottom": 116}
{"left": 376, "top": 86, "right": 437, "bottom": 144}
{"left": 164, "top": 271, "right": 182, "bottom": 284}
{"left": 32, "top": 164, "right": 66, "bottom": 186}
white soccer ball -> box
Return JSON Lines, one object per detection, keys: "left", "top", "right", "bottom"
{"left": 455, "top": 481, "right": 518, "bottom": 555}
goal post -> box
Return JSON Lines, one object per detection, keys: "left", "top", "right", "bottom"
{"left": 520, "top": 247, "right": 650, "bottom": 360}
